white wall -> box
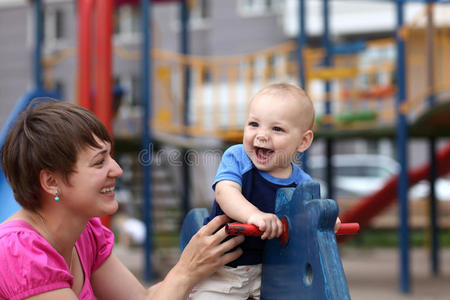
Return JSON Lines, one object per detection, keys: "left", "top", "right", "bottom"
{"left": 283, "top": 0, "right": 427, "bottom": 37}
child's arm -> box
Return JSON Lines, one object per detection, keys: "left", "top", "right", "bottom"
{"left": 215, "top": 180, "right": 283, "bottom": 240}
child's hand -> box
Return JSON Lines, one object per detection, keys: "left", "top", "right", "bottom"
{"left": 247, "top": 212, "right": 283, "bottom": 240}
{"left": 334, "top": 217, "right": 342, "bottom": 233}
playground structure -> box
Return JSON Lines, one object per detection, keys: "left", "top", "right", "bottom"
{"left": 42, "top": 5, "right": 450, "bottom": 141}
{"left": 1, "top": 0, "right": 450, "bottom": 296}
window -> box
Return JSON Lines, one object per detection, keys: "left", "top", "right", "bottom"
{"left": 55, "top": 9, "right": 64, "bottom": 40}
{"left": 40, "top": 6, "right": 70, "bottom": 54}
{"left": 238, "top": 0, "right": 284, "bottom": 16}
{"left": 115, "top": 74, "right": 140, "bottom": 107}
{"left": 114, "top": 5, "right": 141, "bottom": 43}
{"left": 44, "top": 7, "right": 66, "bottom": 43}
{"left": 190, "top": 0, "right": 210, "bottom": 22}
{"left": 130, "top": 75, "right": 140, "bottom": 106}
{"left": 175, "top": 0, "right": 211, "bottom": 30}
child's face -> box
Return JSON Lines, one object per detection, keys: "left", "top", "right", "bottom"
{"left": 243, "top": 93, "right": 311, "bottom": 178}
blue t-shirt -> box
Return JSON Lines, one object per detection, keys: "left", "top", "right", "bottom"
{"left": 205, "top": 144, "right": 312, "bottom": 267}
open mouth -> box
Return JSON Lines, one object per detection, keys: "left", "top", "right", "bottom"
{"left": 100, "top": 186, "right": 115, "bottom": 194}
{"left": 255, "top": 146, "right": 274, "bottom": 163}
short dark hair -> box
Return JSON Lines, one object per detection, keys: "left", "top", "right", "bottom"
{"left": 0, "top": 99, "right": 112, "bottom": 211}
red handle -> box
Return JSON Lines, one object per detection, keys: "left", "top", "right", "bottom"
{"left": 226, "top": 224, "right": 264, "bottom": 236}
{"left": 225, "top": 220, "right": 359, "bottom": 243}
{"left": 225, "top": 218, "right": 290, "bottom": 244}
{"left": 336, "top": 223, "right": 360, "bottom": 235}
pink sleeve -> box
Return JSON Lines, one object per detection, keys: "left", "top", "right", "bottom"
{"left": 85, "top": 218, "right": 115, "bottom": 273}
{"left": 0, "top": 230, "right": 72, "bottom": 300}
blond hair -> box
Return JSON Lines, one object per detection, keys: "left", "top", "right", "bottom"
{"left": 251, "top": 82, "right": 315, "bottom": 130}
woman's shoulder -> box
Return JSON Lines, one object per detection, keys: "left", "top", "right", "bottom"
{"left": 79, "top": 218, "right": 114, "bottom": 244}
{"left": 0, "top": 219, "right": 42, "bottom": 243}
{"left": 0, "top": 220, "right": 72, "bottom": 299}
{"left": 0, "top": 219, "right": 68, "bottom": 267}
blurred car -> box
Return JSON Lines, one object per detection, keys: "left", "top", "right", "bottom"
{"left": 307, "top": 154, "right": 450, "bottom": 201}
{"left": 409, "top": 177, "right": 450, "bottom": 201}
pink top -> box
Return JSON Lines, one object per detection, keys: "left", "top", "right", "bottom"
{"left": 0, "top": 218, "right": 114, "bottom": 300}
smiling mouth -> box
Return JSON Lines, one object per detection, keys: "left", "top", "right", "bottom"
{"left": 255, "top": 146, "right": 274, "bottom": 163}
{"left": 100, "top": 186, "right": 115, "bottom": 194}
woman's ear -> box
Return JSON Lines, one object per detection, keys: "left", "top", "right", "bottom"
{"left": 297, "top": 130, "right": 314, "bottom": 153}
{"left": 39, "top": 169, "right": 59, "bottom": 195}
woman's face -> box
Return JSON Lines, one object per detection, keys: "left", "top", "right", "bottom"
{"left": 59, "top": 137, "right": 123, "bottom": 218}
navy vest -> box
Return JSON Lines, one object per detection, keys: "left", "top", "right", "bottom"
{"left": 205, "top": 144, "right": 311, "bottom": 267}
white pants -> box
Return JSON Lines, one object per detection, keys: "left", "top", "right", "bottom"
{"left": 188, "top": 264, "right": 262, "bottom": 300}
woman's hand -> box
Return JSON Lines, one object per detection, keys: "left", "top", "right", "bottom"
{"left": 151, "top": 215, "right": 244, "bottom": 299}
{"left": 177, "top": 214, "right": 244, "bottom": 283}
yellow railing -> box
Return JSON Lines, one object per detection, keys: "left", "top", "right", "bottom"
{"left": 149, "top": 42, "right": 299, "bottom": 139}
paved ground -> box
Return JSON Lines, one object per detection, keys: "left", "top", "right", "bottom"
{"left": 114, "top": 245, "right": 450, "bottom": 299}
{"left": 341, "top": 248, "right": 450, "bottom": 300}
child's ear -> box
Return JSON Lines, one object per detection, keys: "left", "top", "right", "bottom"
{"left": 297, "top": 130, "right": 314, "bottom": 153}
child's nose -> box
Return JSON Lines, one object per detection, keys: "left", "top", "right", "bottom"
{"left": 256, "top": 130, "right": 268, "bottom": 141}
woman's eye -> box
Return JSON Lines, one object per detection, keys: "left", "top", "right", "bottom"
{"left": 249, "top": 122, "right": 258, "bottom": 127}
{"left": 95, "top": 159, "right": 105, "bottom": 166}
{"left": 273, "top": 126, "right": 283, "bottom": 132}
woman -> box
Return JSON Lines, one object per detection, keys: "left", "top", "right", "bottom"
{"left": 0, "top": 100, "right": 243, "bottom": 300}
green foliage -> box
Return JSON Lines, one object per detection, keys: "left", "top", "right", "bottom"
{"left": 336, "top": 110, "right": 377, "bottom": 125}
{"left": 342, "top": 228, "right": 450, "bottom": 248}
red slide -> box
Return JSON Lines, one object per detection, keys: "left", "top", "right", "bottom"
{"left": 339, "top": 142, "right": 450, "bottom": 239}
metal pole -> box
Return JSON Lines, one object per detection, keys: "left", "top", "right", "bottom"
{"left": 323, "top": 0, "right": 334, "bottom": 199}
{"left": 429, "top": 137, "right": 438, "bottom": 274}
{"left": 298, "top": 0, "right": 310, "bottom": 172}
{"left": 77, "top": 0, "right": 94, "bottom": 109}
{"left": 94, "top": 0, "right": 113, "bottom": 134}
{"left": 141, "top": 0, "right": 153, "bottom": 283}
{"left": 181, "top": 1, "right": 191, "bottom": 217}
{"left": 33, "top": 0, "right": 43, "bottom": 89}
{"left": 395, "top": 0, "right": 410, "bottom": 293}
{"left": 181, "top": 0, "right": 191, "bottom": 123}
{"left": 323, "top": 0, "right": 331, "bottom": 115}
{"left": 298, "top": 0, "right": 306, "bottom": 89}
{"left": 426, "top": 1, "right": 439, "bottom": 276}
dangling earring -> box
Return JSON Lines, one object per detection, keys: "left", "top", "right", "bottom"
{"left": 55, "top": 190, "right": 60, "bottom": 201}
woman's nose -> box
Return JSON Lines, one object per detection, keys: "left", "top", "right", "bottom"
{"left": 110, "top": 158, "right": 123, "bottom": 178}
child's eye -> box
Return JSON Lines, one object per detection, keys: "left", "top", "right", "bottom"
{"left": 273, "top": 126, "right": 284, "bottom": 132}
{"left": 248, "top": 121, "right": 258, "bottom": 127}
